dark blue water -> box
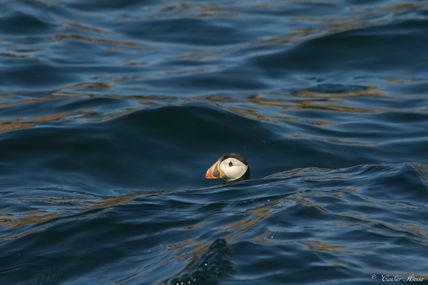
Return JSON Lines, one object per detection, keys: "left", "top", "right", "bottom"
{"left": 1, "top": 1, "right": 428, "bottom": 284}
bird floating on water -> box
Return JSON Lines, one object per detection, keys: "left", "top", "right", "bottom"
{"left": 205, "top": 153, "right": 250, "bottom": 183}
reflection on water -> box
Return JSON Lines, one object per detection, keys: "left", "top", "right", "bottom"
{"left": 0, "top": 210, "right": 58, "bottom": 230}
{"left": 0, "top": 83, "right": 404, "bottom": 136}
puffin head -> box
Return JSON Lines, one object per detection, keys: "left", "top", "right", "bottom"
{"left": 204, "top": 153, "right": 250, "bottom": 183}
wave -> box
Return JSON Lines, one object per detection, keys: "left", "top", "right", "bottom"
{"left": 1, "top": 162, "right": 427, "bottom": 284}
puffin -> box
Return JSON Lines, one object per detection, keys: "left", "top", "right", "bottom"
{"left": 204, "top": 153, "right": 250, "bottom": 183}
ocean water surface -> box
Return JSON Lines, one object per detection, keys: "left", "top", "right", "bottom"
{"left": 1, "top": 0, "right": 428, "bottom": 284}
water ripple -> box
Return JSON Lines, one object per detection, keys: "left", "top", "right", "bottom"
{"left": 1, "top": 0, "right": 428, "bottom": 284}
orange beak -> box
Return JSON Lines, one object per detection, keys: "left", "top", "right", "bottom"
{"left": 205, "top": 160, "right": 221, "bottom": 179}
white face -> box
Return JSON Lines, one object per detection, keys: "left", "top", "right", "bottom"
{"left": 219, "top": 157, "right": 248, "bottom": 182}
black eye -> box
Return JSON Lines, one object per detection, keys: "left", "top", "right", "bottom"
{"left": 229, "top": 161, "right": 233, "bottom": 167}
